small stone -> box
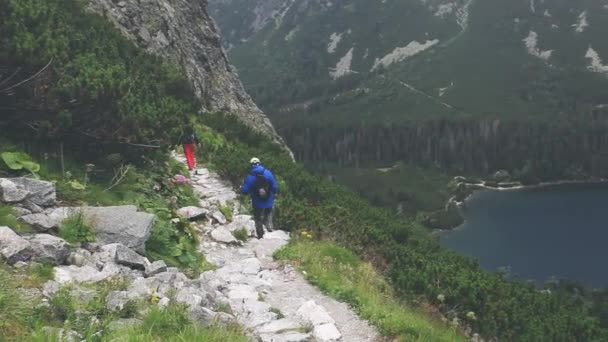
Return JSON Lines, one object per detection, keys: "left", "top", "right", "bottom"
{"left": 43, "top": 280, "right": 61, "bottom": 297}
{"left": 313, "top": 323, "right": 342, "bottom": 342}
{"left": 210, "top": 226, "right": 238, "bottom": 244}
{"left": 13, "top": 261, "right": 28, "bottom": 268}
{"left": 177, "top": 206, "right": 208, "bottom": 220}
{"left": 211, "top": 211, "right": 227, "bottom": 224}
{"left": 115, "top": 244, "right": 148, "bottom": 270}
{"left": 158, "top": 297, "right": 170, "bottom": 307}
{"left": 106, "top": 291, "right": 130, "bottom": 311}
{"left": 67, "top": 249, "right": 91, "bottom": 267}
{"left": 144, "top": 260, "right": 167, "bottom": 277}
{"left": 139, "top": 27, "right": 151, "bottom": 42}
{"left": 175, "top": 287, "right": 204, "bottom": 308}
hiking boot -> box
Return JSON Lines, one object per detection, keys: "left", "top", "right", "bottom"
{"left": 194, "top": 170, "right": 199, "bottom": 175}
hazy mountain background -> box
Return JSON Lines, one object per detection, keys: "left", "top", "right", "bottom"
{"left": 210, "top": 0, "right": 608, "bottom": 214}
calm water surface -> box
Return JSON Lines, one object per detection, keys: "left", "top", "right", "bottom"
{"left": 440, "top": 183, "right": 608, "bottom": 288}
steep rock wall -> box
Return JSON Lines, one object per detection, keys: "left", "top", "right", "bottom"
{"left": 87, "top": 0, "right": 288, "bottom": 149}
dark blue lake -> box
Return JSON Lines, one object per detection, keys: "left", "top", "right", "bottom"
{"left": 440, "top": 183, "right": 608, "bottom": 288}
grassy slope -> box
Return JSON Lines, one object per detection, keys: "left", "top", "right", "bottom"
{"left": 275, "top": 240, "right": 464, "bottom": 341}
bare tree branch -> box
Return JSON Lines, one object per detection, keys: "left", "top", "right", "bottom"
{"left": 0, "top": 58, "right": 53, "bottom": 93}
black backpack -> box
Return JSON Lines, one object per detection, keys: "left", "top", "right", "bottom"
{"left": 252, "top": 170, "right": 272, "bottom": 200}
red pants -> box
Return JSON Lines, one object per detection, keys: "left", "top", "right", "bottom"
{"left": 183, "top": 144, "right": 196, "bottom": 170}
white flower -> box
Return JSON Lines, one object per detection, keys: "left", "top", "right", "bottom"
{"left": 437, "top": 294, "right": 445, "bottom": 302}
{"left": 466, "top": 311, "right": 477, "bottom": 320}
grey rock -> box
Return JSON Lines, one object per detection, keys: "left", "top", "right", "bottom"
{"left": 22, "top": 200, "right": 44, "bottom": 213}
{"left": 20, "top": 207, "right": 72, "bottom": 231}
{"left": 86, "top": 0, "right": 291, "bottom": 154}
{"left": 296, "top": 300, "right": 335, "bottom": 326}
{"left": 138, "top": 26, "right": 151, "bottom": 42}
{"left": 158, "top": 297, "right": 170, "bottom": 307}
{"left": 20, "top": 213, "right": 56, "bottom": 231}
{"left": 226, "top": 215, "right": 255, "bottom": 236}
{"left": 313, "top": 323, "right": 342, "bottom": 342}
{"left": 67, "top": 248, "right": 91, "bottom": 267}
{"left": 175, "top": 287, "right": 205, "bottom": 307}
{"left": 177, "top": 206, "right": 208, "bottom": 220}
{"left": 211, "top": 211, "right": 227, "bottom": 225}
{"left": 27, "top": 234, "right": 70, "bottom": 264}
{"left": 259, "top": 319, "right": 302, "bottom": 334}
{"left": 106, "top": 291, "right": 130, "bottom": 311}
{"left": 81, "top": 206, "right": 154, "bottom": 253}
{"left": 115, "top": 244, "right": 148, "bottom": 270}
{"left": 12, "top": 206, "right": 32, "bottom": 217}
{"left": 144, "top": 260, "right": 167, "bottom": 277}
{"left": 0, "top": 226, "right": 32, "bottom": 262}
{"left": 70, "top": 288, "right": 97, "bottom": 303}
{"left": 189, "top": 306, "right": 218, "bottom": 326}
{"left": 0, "top": 178, "right": 29, "bottom": 202}
{"left": 259, "top": 333, "right": 311, "bottom": 342}
{"left": 13, "top": 261, "right": 28, "bottom": 268}
{"left": 210, "top": 226, "right": 238, "bottom": 244}
{"left": 6, "top": 177, "right": 56, "bottom": 206}
{"left": 43, "top": 280, "right": 61, "bottom": 297}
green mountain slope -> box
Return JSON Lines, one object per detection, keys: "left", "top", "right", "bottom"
{"left": 211, "top": 0, "right": 608, "bottom": 123}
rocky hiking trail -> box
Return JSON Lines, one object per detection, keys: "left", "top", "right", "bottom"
{"left": 0, "top": 154, "right": 379, "bottom": 341}
{"left": 177, "top": 154, "right": 380, "bottom": 341}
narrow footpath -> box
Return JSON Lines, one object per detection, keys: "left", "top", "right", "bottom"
{"left": 179, "top": 153, "right": 380, "bottom": 342}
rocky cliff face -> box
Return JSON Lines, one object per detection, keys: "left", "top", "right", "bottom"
{"left": 87, "top": 0, "right": 288, "bottom": 149}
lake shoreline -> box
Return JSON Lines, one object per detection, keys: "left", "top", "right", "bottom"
{"left": 434, "top": 177, "right": 608, "bottom": 233}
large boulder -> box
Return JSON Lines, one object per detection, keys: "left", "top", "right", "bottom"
{"left": 1, "top": 178, "right": 56, "bottom": 206}
{"left": 0, "top": 179, "right": 29, "bottom": 203}
{"left": 81, "top": 206, "right": 154, "bottom": 253}
{"left": 0, "top": 226, "right": 32, "bottom": 262}
{"left": 27, "top": 234, "right": 70, "bottom": 264}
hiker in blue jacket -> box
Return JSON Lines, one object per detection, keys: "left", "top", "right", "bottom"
{"left": 240, "top": 157, "right": 279, "bottom": 239}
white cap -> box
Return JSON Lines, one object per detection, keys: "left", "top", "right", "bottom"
{"left": 250, "top": 157, "right": 260, "bottom": 165}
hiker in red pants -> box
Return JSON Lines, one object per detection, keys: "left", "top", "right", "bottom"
{"left": 178, "top": 129, "right": 201, "bottom": 174}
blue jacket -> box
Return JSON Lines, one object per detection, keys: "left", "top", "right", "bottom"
{"left": 240, "top": 165, "right": 279, "bottom": 208}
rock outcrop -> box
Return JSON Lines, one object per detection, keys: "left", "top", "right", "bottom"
{"left": 86, "top": 0, "right": 290, "bottom": 153}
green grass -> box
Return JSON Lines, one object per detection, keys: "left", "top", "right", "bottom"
{"left": 232, "top": 228, "right": 249, "bottom": 242}
{"left": 58, "top": 211, "right": 96, "bottom": 244}
{"left": 0, "top": 203, "right": 34, "bottom": 234}
{"left": 274, "top": 240, "right": 464, "bottom": 341}
{"left": 0, "top": 268, "right": 33, "bottom": 339}
{"left": 106, "top": 302, "right": 248, "bottom": 342}
{"left": 219, "top": 204, "right": 234, "bottom": 222}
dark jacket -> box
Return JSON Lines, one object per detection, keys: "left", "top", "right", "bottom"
{"left": 178, "top": 133, "right": 199, "bottom": 145}
{"left": 240, "top": 165, "right": 279, "bottom": 208}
